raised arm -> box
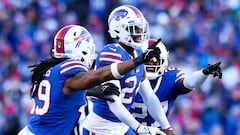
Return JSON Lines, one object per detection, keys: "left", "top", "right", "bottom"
{"left": 64, "top": 46, "right": 161, "bottom": 93}
{"left": 177, "top": 61, "right": 222, "bottom": 94}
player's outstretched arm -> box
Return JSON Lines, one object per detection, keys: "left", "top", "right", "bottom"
{"left": 64, "top": 46, "right": 161, "bottom": 93}
{"left": 181, "top": 61, "right": 222, "bottom": 92}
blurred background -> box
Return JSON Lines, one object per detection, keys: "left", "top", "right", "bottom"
{"left": 0, "top": 0, "right": 239, "bottom": 135}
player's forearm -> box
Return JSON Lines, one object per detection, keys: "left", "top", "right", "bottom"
{"left": 69, "top": 58, "right": 144, "bottom": 90}
{"left": 146, "top": 95, "right": 171, "bottom": 129}
{"left": 113, "top": 59, "right": 138, "bottom": 78}
{"left": 140, "top": 79, "right": 171, "bottom": 129}
{"left": 107, "top": 95, "right": 140, "bottom": 130}
{"left": 70, "top": 61, "right": 136, "bottom": 90}
{"left": 143, "top": 94, "right": 171, "bottom": 129}
{"left": 93, "top": 58, "right": 143, "bottom": 80}
{"left": 89, "top": 59, "right": 138, "bottom": 82}
{"left": 183, "top": 70, "right": 208, "bottom": 90}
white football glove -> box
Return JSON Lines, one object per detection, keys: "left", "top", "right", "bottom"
{"left": 134, "top": 124, "right": 166, "bottom": 135}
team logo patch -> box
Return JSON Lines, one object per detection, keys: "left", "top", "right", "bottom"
{"left": 57, "top": 40, "right": 62, "bottom": 48}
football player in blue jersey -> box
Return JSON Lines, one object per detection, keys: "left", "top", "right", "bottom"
{"left": 18, "top": 24, "right": 161, "bottom": 135}
{"left": 130, "top": 39, "right": 222, "bottom": 132}
{"left": 81, "top": 5, "right": 174, "bottom": 135}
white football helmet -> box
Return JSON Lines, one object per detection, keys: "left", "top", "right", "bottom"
{"left": 52, "top": 25, "right": 95, "bottom": 68}
{"left": 144, "top": 39, "right": 169, "bottom": 80}
{"left": 108, "top": 5, "right": 150, "bottom": 49}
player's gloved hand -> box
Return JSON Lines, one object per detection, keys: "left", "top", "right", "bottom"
{"left": 161, "top": 127, "right": 176, "bottom": 135}
{"left": 86, "top": 83, "right": 120, "bottom": 102}
{"left": 133, "top": 38, "right": 162, "bottom": 66}
{"left": 202, "top": 61, "right": 222, "bottom": 79}
{"left": 134, "top": 124, "right": 166, "bottom": 135}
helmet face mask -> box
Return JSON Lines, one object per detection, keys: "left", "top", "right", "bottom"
{"left": 52, "top": 25, "right": 96, "bottom": 68}
{"left": 144, "top": 41, "right": 169, "bottom": 80}
{"left": 126, "top": 22, "right": 149, "bottom": 43}
{"left": 108, "top": 5, "right": 150, "bottom": 49}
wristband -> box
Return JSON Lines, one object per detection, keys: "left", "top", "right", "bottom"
{"left": 133, "top": 55, "right": 144, "bottom": 66}
{"left": 111, "top": 63, "right": 123, "bottom": 79}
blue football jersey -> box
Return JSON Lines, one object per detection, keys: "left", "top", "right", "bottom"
{"left": 130, "top": 67, "right": 185, "bottom": 126}
{"left": 92, "top": 43, "right": 144, "bottom": 122}
{"left": 29, "top": 59, "right": 88, "bottom": 135}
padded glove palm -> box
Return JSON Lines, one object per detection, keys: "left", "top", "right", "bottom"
{"left": 86, "top": 83, "right": 120, "bottom": 102}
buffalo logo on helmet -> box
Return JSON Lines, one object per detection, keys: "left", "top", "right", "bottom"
{"left": 108, "top": 9, "right": 128, "bottom": 23}
{"left": 75, "top": 30, "right": 91, "bottom": 48}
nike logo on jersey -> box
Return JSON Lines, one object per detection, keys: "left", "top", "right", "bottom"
{"left": 109, "top": 47, "right": 117, "bottom": 51}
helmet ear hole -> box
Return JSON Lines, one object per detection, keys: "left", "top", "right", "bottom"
{"left": 80, "top": 57, "right": 84, "bottom": 63}
{"left": 116, "top": 36, "right": 120, "bottom": 40}
{"left": 82, "top": 51, "right": 87, "bottom": 55}
{"left": 115, "top": 30, "right": 120, "bottom": 34}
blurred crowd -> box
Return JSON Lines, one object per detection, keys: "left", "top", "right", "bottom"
{"left": 0, "top": 0, "right": 239, "bottom": 135}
